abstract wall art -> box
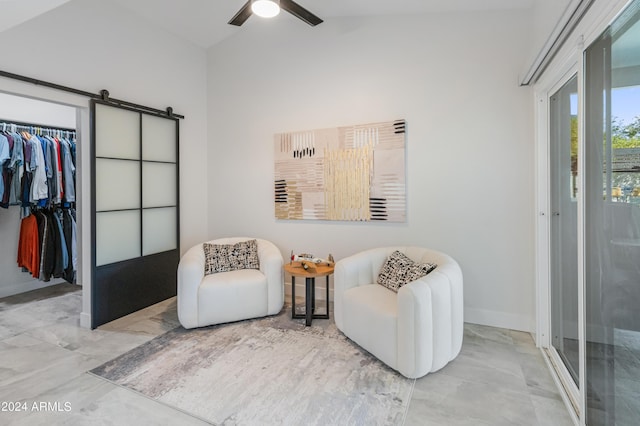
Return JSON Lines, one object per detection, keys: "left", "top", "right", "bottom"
{"left": 274, "top": 119, "right": 406, "bottom": 222}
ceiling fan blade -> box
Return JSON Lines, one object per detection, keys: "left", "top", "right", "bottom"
{"left": 228, "top": 0, "right": 253, "bottom": 26}
{"left": 280, "top": 0, "right": 323, "bottom": 26}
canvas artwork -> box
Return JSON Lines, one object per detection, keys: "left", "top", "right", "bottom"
{"left": 274, "top": 119, "right": 406, "bottom": 222}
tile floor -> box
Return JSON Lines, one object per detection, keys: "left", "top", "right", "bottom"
{"left": 0, "top": 284, "right": 574, "bottom": 425}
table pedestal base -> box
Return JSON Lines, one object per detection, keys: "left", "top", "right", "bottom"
{"left": 291, "top": 275, "right": 330, "bottom": 326}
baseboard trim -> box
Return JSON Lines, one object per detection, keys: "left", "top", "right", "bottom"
{"left": 80, "top": 312, "right": 91, "bottom": 329}
{"left": 464, "top": 307, "right": 534, "bottom": 333}
{"left": 282, "top": 283, "right": 535, "bottom": 333}
{"left": 0, "top": 279, "right": 65, "bottom": 299}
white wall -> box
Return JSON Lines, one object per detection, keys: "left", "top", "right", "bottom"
{"left": 0, "top": 93, "right": 76, "bottom": 128}
{"left": 207, "top": 11, "right": 536, "bottom": 331}
{"left": 0, "top": 93, "right": 76, "bottom": 297}
{"left": 0, "top": 0, "right": 208, "bottom": 255}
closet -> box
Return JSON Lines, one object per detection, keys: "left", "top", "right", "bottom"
{"left": 1, "top": 70, "right": 183, "bottom": 329}
{"left": 0, "top": 93, "right": 78, "bottom": 298}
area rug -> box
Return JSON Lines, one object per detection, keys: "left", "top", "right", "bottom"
{"left": 90, "top": 310, "right": 414, "bottom": 425}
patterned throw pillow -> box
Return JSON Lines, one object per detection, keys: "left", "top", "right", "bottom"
{"left": 377, "top": 250, "right": 437, "bottom": 292}
{"left": 203, "top": 239, "right": 260, "bottom": 275}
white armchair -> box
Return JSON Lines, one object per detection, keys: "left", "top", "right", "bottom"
{"left": 334, "top": 246, "right": 463, "bottom": 379}
{"left": 177, "top": 237, "right": 284, "bottom": 329}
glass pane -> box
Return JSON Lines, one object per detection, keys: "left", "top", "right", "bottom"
{"left": 142, "top": 163, "right": 176, "bottom": 208}
{"left": 96, "top": 158, "right": 140, "bottom": 211}
{"left": 143, "top": 207, "right": 176, "bottom": 256}
{"left": 585, "top": 1, "right": 640, "bottom": 424}
{"left": 142, "top": 114, "right": 176, "bottom": 162}
{"left": 550, "top": 74, "right": 580, "bottom": 386}
{"left": 95, "top": 103, "right": 140, "bottom": 160}
{"left": 96, "top": 210, "right": 140, "bottom": 266}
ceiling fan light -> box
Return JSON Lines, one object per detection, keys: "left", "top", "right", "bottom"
{"left": 251, "top": 0, "right": 280, "bottom": 18}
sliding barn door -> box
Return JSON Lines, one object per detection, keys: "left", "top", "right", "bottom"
{"left": 91, "top": 101, "right": 179, "bottom": 328}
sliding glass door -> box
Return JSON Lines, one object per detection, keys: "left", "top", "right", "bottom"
{"left": 549, "top": 74, "right": 580, "bottom": 391}
{"left": 539, "top": 2, "right": 640, "bottom": 424}
{"left": 584, "top": 4, "right": 640, "bottom": 423}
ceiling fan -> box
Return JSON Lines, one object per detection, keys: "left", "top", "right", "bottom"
{"left": 228, "top": 0, "right": 323, "bottom": 27}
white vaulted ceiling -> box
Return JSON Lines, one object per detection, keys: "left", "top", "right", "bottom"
{"left": 0, "top": 0, "right": 72, "bottom": 33}
{"left": 1, "top": 0, "right": 536, "bottom": 49}
{"left": 109, "top": 0, "right": 536, "bottom": 48}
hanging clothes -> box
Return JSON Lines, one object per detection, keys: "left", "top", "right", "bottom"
{"left": 0, "top": 133, "right": 10, "bottom": 204}
{"left": 29, "top": 135, "right": 48, "bottom": 205}
{"left": 60, "top": 139, "right": 75, "bottom": 202}
{"left": 17, "top": 213, "right": 40, "bottom": 279}
{"left": 51, "top": 209, "right": 68, "bottom": 279}
{"left": 8, "top": 131, "right": 24, "bottom": 205}
{"left": 0, "top": 133, "right": 12, "bottom": 207}
{"left": 62, "top": 208, "right": 75, "bottom": 283}
{"left": 1, "top": 120, "right": 78, "bottom": 285}
{"left": 0, "top": 123, "right": 76, "bottom": 209}
{"left": 34, "top": 209, "right": 54, "bottom": 281}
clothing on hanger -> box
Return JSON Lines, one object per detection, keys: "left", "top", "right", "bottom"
{"left": 2, "top": 121, "right": 78, "bottom": 284}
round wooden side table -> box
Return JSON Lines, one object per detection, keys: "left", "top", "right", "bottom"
{"left": 284, "top": 263, "right": 334, "bottom": 326}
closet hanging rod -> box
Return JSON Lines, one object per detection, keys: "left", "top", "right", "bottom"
{"left": 0, "top": 69, "right": 184, "bottom": 119}
{"left": 0, "top": 118, "right": 76, "bottom": 133}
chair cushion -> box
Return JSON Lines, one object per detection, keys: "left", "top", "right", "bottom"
{"left": 203, "top": 239, "right": 260, "bottom": 275}
{"left": 341, "top": 284, "right": 398, "bottom": 368}
{"left": 198, "top": 269, "right": 268, "bottom": 325}
{"left": 377, "top": 250, "right": 436, "bottom": 292}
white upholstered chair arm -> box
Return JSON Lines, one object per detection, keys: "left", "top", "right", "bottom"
{"left": 397, "top": 279, "right": 434, "bottom": 378}
{"left": 177, "top": 243, "right": 206, "bottom": 329}
{"left": 432, "top": 259, "right": 464, "bottom": 359}
{"left": 335, "top": 249, "right": 389, "bottom": 287}
{"left": 335, "top": 255, "right": 366, "bottom": 292}
{"left": 396, "top": 252, "right": 464, "bottom": 377}
{"left": 335, "top": 249, "right": 385, "bottom": 329}
{"left": 257, "top": 239, "right": 284, "bottom": 315}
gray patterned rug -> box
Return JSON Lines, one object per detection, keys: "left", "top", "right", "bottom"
{"left": 90, "top": 309, "right": 414, "bottom": 425}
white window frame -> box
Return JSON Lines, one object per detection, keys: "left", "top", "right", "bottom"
{"left": 535, "top": 52, "right": 582, "bottom": 424}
